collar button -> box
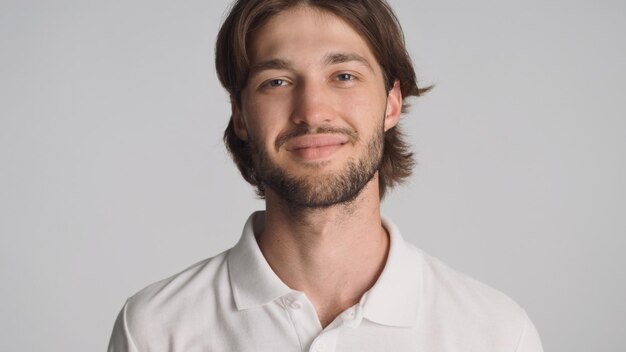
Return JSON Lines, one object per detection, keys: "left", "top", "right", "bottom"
{"left": 312, "top": 341, "right": 326, "bottom": 352}
{"left": 288, "top": 300, "right": 302, "bottom": 310}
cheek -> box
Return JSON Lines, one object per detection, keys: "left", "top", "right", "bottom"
{"left": 242, "top": 101, "right": 288, "bottom": 149}
{"left": 335, "top": 88, "right": 387, "bottom": 126}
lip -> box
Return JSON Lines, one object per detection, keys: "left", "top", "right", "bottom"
{"left": 285, "top": 134, "right": 349, "bottom": 150}
{"left": 284, "top": 134, "right": 349, "bottom": 161}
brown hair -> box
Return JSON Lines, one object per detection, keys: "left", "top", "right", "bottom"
{"left": 215, "top": 0, "right": 430, "bottom": 199}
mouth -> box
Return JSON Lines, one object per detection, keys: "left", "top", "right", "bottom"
{"left": 285, "top": 134, "right": 349, "bottom": 161}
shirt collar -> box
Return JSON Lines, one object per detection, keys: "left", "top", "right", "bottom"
{"left": 360, "top": 216, "right": 422, "bottom": 327}
{"left": 227, "top": 212, "right": 292, "bottom": 310}
{"left": 227, "top": 212, "right": 422, "bottom": 327}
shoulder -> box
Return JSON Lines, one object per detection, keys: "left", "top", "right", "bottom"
{"left": 120, "top": 250, "right": 232, "bottom": 347}
{"left": 418, "top": 246, "right": 523, "bottom": 313}
{"left": 408, "top": 244, "right": 536, "bottom": 349}
{"left": 129, "top": 249, "right": 230, "bottom": 304}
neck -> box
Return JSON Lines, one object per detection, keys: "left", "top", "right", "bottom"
{"left": 256, "top": 176, "right": 389, "bottom": 327}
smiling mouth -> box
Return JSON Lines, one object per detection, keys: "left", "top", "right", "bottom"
{"left": 285, "top": 134, "right": 349, "bottom": 161}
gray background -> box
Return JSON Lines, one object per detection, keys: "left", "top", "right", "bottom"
{"left": 1, "top": 0, "right": 624, "bottom": 350}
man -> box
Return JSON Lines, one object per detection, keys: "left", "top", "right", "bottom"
{"left": 109, "top": 0, "right": 543, "bottom": 351}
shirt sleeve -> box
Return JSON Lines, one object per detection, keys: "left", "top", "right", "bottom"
{"left": 515, "top": 311, "right": 544, "bottom": 352}
{"left": 107, "top": 301, "right": 139, "bottom": 352}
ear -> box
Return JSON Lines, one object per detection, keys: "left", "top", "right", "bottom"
{"left": 231, "top": 98, "right": 249, "bottom": 141}
{"left": 384, "top": 80, "right": 402, "bottom": 132}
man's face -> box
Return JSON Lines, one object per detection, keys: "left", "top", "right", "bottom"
{"left": 233, "top": 6, "right": 402, "bottom": 208}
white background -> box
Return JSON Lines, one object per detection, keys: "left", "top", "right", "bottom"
{"left": 1, "top": 0, "right": 624, "bottom": 350}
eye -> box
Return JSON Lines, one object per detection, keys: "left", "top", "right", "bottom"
{"left": 265, "top": 79, "right": 288, "bottom": 88}
{"left": 336, "top": 73, "right": 355, "bottom": 81}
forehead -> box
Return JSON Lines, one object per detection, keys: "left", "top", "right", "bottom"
{"left": 247, "top": 6, "right": 378, "bottom": 68}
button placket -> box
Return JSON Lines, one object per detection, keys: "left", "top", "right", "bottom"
{"left": 312, "top": 340, "right": 326, "bottom": 352}
{"left": 308, "top": 325, "right": 340, "bottom": 352}
{"left": 282, "top": 293, "right": 325, "bottom": 352}
{"left": 338, "top": 305, "right": 363, "bottom": 329}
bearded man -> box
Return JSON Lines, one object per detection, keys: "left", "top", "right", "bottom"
{"left": 108, "top": 1, "right": 543, "bottom": 351}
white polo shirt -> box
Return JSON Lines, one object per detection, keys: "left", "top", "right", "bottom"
{"left": 108, "top": 212, "right": 543, "bottom": 352}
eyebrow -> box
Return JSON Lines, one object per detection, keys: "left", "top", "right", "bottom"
{"left": 322, "top": 52, "right": 374, "bottom": 72}
{"left": 249, "top": 59, "right": 292, "bottom": 76}
{"left": 248, "top": 52, "right": 374, "bottom": 76}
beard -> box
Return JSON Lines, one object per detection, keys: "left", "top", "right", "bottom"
{"left": 249, "top": 124, "right": 384, "bottom": 209}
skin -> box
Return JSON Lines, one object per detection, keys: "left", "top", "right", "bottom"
{"left": 232, "top": 6, "right": 403, "bottom": 328}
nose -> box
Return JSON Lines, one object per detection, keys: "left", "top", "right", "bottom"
{"left": 290, "top": 80, "right": 336, "bottom": 127}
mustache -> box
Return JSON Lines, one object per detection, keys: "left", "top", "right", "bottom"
{"left": 275, "top": 125, "right": 358, "bottom": 149}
